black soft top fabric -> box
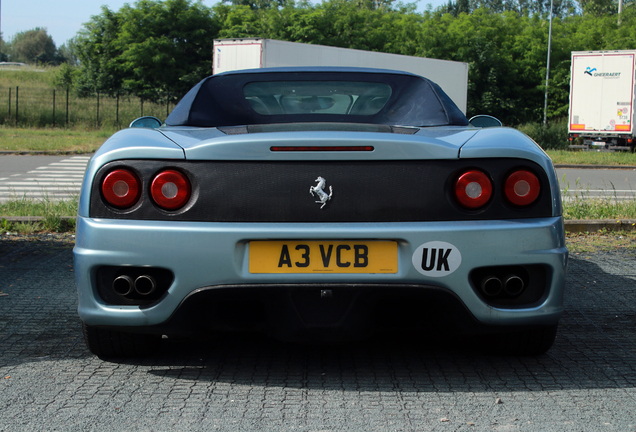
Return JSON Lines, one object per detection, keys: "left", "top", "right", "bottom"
{"left": 166, "top": 68, "right": 468, "bottom": 128}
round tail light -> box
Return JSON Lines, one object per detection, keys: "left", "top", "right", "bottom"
{"left": 504, "top": 170, "right": 540, "bottom": 206}
{"left": 150, "top": 169, "right": 191, "bottom": 210}
{"left": 102, "top": 169, "right": 141, "bottom": 209}
{"left": 454, "top": 170, "right": 493, "bottom": 209}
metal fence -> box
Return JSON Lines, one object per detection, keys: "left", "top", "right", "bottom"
{"left": 1, "top": 86, "right": 171, "bottom": 128}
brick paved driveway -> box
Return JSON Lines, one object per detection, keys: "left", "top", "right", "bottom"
{"left": 0, "top": 236, "right": 635, "bottom": 431}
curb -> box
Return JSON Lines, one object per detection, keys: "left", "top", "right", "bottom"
{"left": 554, "top": 164, "right": 636, "bottom": 170}
{"left": 1, "top": 216, "right": 635, "bottom": 234}
{"left": 563, "top": 219, "right": 636, "bottom": 233}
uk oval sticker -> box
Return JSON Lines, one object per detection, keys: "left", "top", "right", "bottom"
{"left": 412, "top": 241, "right": 462, "bottom": 277}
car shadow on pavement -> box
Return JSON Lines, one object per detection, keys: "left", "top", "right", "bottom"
{"left": 138, "top": 253, "right": 636, "bottom": 393}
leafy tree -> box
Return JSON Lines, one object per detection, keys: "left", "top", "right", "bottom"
{"left": 579, "top": 0, "right": 618, "bottom": 16}
{"left": 0, "top": 34, "right": 7, "bottom": 62}
{"left": 74, "top": 7, "right": 124, "bottom": 98}
{"left": 65, "top": 0, "right": 636, "bottom": 127}
{"left": 75, "top": 0, "right": 219, "bottom": 102}
{"left": 7, "top": 28, "right": 57, "bottom": 64}
{"left": 53, "top": 63, "right": 77, "bottom": 91}
{"left": 223, "top": 0, "right": 288, "bottom": 9}
{"left": 57, "top": 37, "right": 80, "bottom": 65}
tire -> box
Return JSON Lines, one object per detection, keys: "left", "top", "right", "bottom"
{"left": 82, "top": 322, "right": 161, "bottom": 357}
{"left": 484, "top": 324, "right": 558, "bottom": 356}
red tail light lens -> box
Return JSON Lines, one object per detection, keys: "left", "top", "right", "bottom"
{"left": 150, "top": 170, "right": 191, "bottom": 210}
{"left": 102, "top": 169, "right": 141, "bottom": 209}
{"left": 454, "top": 170, "right": 492, "bottom": 209}
{"left": 504, "top": 170, "right": 540, "bottom": 206}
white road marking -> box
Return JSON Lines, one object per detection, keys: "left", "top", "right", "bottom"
{"left": 0, "top": 157, "right": 89, "bottom": 202}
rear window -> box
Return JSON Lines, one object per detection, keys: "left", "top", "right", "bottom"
{"left": 243, "top": 81, "right": 392, "bottom": 116}
{"left": 166, "top": 69, "right": 468, "bottom": 128}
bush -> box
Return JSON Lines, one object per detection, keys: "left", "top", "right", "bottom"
{"left": 518, "top": 120, "right": 569, "bottom": 150}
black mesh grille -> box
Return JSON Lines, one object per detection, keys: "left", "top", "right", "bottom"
{"left": 90, "top": 159, "right": 553, "bottom": 222}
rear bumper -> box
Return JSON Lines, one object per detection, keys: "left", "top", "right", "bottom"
{"left": 92, "top": 283, "right": 561, "bottom": 342}
{"left": 74, "top": 216, "right": 568, "bottom": 332}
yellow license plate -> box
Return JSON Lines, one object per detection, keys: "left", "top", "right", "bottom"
{"left": 249, "top": 241, "right": 398, "bottom": 274}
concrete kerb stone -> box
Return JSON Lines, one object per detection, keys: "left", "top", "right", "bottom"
{"left": 563, "top": 219, "right": 636, "bottom": 233}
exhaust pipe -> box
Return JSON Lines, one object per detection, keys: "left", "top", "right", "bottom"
{"left": 480, "top": 276, "right": 502, "bottom": 297}
{"left": 134, "top": 275, "right": 156, "bottom": 296}
{"left": 503, "top": 275, "right": 525, "bottom": 296}
{"left": 112, "top": 275, "right": 134, "bottom": 296}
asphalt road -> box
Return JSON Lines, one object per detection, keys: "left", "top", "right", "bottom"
{"left": 0, "top": 235, "right": 635, "bottom": 431}
{"left": 0, "top": 155, "right": 90, "bottom": 202}
{"left": 558, "top": 167, "right": 636, "bottom": 200}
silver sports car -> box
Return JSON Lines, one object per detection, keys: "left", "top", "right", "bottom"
{"left": 74, "top": 68, "right": 568, "bottom": 357}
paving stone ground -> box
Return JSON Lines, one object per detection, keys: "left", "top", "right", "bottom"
{"left": 0, "top": 236, "right": 635, "bottom": 431}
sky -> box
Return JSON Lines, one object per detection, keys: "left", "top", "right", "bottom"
{"left": 1, "top": 0, "right": 444, "bottom": 48}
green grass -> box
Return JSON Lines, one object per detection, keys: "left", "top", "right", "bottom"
{"left": 0, "top": 196, "right": 78, "bottom": 217}
{"left": 566, "top": 230, "right": 636, "bottom": 253}
{"left": 545, "top": 150, "right": 636, "bottom": 165}
{"left": 562, "top": 199, "right": 636, "bottom": 219}
{"left": 0, "top": 126, "right": 110, "bottom": 153}
{"left": 1, "top": 67, "right": 171, "bottom": 129}
{"left": 0, "top": 196, "right": 77, "bottom": 233}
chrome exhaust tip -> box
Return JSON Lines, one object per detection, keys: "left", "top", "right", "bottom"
{"left": 112, "top": 275, "right": 134, "bottom": 296}
{"left": 134, "top": 275, "right": 156, "bottom": 296}
{"left": 480, "top": 276, "right": 502, "bottom": 297}
{"left": 503, "top": 275, "right": 525, "bottom": 296}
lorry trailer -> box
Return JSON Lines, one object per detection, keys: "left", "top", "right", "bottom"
{"left": 568, "top": 50, "right": 636, "bottom": 151}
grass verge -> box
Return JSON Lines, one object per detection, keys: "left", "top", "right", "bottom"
{"left": 546, "top": 150, "right": 636, "bottom": 166}
{"left": 562, "top": 198, "right": 636, "bottom": 219}
{"left": 0, "top": 126, "right": 110, "bottom": 153}
{"left": 0, "top": 196, "right": 77, "bottom": 234}
{"left": 566, "top": 230, "right": 636, "bottom": 253}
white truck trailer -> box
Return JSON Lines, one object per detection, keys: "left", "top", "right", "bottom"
{"left": 213, "top": 38, "right": 469, "bottom": 114}
{"left": 568, "top": 50, "right": 636, "bottom": 151}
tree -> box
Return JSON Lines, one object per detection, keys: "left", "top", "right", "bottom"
{"left": 74, "top": 7, "right": 124, "bottom": 98}
{"left": 437, "top": 0, "right": 578, "bottom": 17}
{"left": 0, "top": 34, "right": 7, "bottom": 61}
{"left": 8, "top": 28, "right": 57, "bottom": 64}
{"left": 578, "top": 0, "right": 617, "bottom": 16}
{"left": 57, "top": 37, "right": 80, "bottom": 65}
{"left": 223, "top": 0, "right": 288, "bottom": 9}
{"left": 75, "top": 0, "right": 219, "bottom": 102}
{"left": 53, "top": 63, "right": 77, "bottom": 91}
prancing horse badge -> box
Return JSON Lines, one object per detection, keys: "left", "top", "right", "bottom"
{"left": 309, "top": 176, "right": 333, "bottom": 209}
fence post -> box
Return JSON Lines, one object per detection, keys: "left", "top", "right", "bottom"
{"left": 141, "top": 97, "right": 144, "bottom": 117}
{"left": 66, "top": 87, "right": 69, "bottom": 126}
{"left": 8, "top": 88, "right": 10, "bottom": 119}
{"left": 96, "top": 92, "right": 100, "bottom": 127}
{"left": 116, "top": 93, "right": 120, "bottom": 127}
{"left": 53, "top": 89, "right": 56, "bottom": 127}
{"left": 16, "top": 86, "right": 19, "bottom": 125}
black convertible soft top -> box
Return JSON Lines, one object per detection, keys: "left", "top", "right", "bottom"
{"left": 166, "top": 67, "right": 468, "bottom": 128}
